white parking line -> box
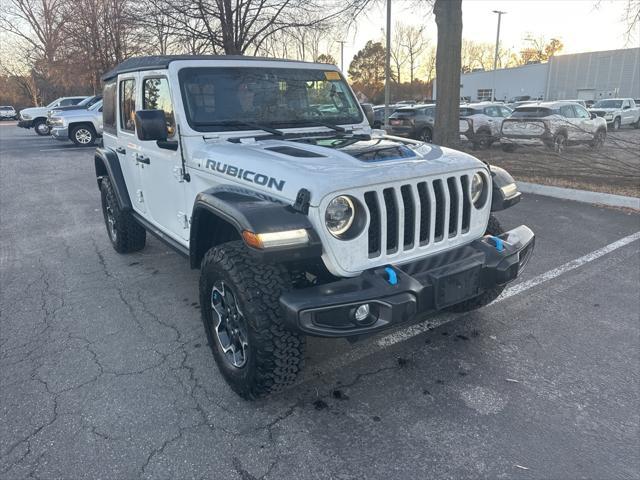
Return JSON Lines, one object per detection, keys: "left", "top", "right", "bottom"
{"left": 376, "top": 231, "right": 640, "bottom": 348}
{"left": 38, "top": 147, "right": 92, "bottom": 152}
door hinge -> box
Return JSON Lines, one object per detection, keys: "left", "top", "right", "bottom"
{"left": 177, "top": 212, "right": 189, "bottom": 229}
{"left": 136, "top": 190, "right": 144, "bottom": 203}
{"left": 173, "top": 166, "right": 185, "bottom": 183}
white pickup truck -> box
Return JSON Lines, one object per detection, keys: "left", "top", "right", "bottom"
{"left": 588, "top": 98, "right": 640, "bottom": 130}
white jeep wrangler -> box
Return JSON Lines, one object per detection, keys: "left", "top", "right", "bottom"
{"left": 95, "top": 56, "right": 534, "bottom": 399}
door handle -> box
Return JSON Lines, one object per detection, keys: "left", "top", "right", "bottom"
{"left": 135, "top": 154, "right": 150, "bottom": 165}
{"left": 116, "top": 147, "right": 126, "bottom": 154}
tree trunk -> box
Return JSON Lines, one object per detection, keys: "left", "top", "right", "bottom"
{"left": 433, "top": 0, "right": 462, "bottom": 147}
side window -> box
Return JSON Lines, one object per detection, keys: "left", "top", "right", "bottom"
{"left": 103, "top": 80, "right": 117, "bottom": 135}
{"left": 59, "top": 99, "right": 73, "bottom": 106}
{"left": 574, "top": 105, "right": 590, "bottom": 119}
{"left": 500, "top": 106, "right": 512, "bottom": 117}
{"left": 484, "top": 106, "right": 500, "bottom": 117}
{"left": 559, "top": 105, "right": 575, "bottom": 118}
{"left": 143, "top": 77, "right": 175, "bottom": 137}
{"left": 119, "top": 79, "right": 136, "bottom": 132}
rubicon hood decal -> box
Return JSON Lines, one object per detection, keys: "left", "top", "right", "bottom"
{"left": 205, "top": 159, "right": 286, "bottom": 191}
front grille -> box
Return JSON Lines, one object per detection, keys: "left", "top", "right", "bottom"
{"left": 365, "top": 175, "right": 473, "bottom": 258}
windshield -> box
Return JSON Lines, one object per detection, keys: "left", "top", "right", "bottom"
{"left": 179, "top": 67, "right": 362, "bottom": 132}
{"left": 77, "top": 97, "right": 93, "bottom": 106}
{"left": 88, "top": 100, "right": 103, "bottom": 111}
{"left": 46, "top": 99, "right": 62, "bottom": 108}
{"left": 593, "top": 100, "right": 622, "bottom": 108}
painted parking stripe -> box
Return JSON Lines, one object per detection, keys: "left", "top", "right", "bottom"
{"left": 376, "top": 231, "right": 640, "bottom": 348}
{"left": 38, "top": 147, "right": 93, "bottom": 152}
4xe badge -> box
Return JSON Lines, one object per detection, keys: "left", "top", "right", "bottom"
{"left": 205, "top": 159, "right": 286, "bottom": 191}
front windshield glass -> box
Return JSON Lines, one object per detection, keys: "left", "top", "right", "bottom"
{"left": 47, "top": 99, "right": 61, "bottom": 108}
{"left": 593, "top": 100, "right": 622, "bottom": 108}
{"left": 179, "top": 67, "right": 363, "bottom": 132}
{"left": 77, "top": 97, "right": 93, "bottom": 106}
{"left": 88, "top": 100, "right": 103, "bottom": 111}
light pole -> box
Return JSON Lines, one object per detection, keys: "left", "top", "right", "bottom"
{"left": 491, "top": 10, "right": 506, "bottom": 101}
{"left": 384, "top": 0, "right": 392, "bottom": 128}
{"left": 338, "top": 40, "right": 346, "bottom": 72}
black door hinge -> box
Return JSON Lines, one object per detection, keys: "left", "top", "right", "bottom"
{"left": 292, "top": 188, "right": 311, "bottom": 214}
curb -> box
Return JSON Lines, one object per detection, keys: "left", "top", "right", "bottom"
{"left": 517, "top": 182, "right": 640, "bottom": 210}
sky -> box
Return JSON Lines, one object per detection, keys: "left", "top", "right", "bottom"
{"left": 338, "top": 0, "right": 638, "bottom": 69}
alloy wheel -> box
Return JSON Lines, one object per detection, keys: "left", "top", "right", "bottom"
{"left": 210, "top": 281, "right": 249, "bottom": 368}
{"left": 75, "top": 128, "right": 93, "bottom": 144}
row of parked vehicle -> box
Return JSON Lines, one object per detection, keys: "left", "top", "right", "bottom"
{"left": 15, "top": 95, "right": 104, "bottom": 145}
{"left": 371, "top": 98, "right": 639, "bottom": 153}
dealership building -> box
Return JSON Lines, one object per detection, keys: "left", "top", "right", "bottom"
{"left": 434, "top": 47, "right": 640, "bottom": 102}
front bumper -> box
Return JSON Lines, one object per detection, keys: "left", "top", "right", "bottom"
{"left": 17, "top": 119, "right": 33, "bottom": 129}
{"left": 280, "top": 225, "right": 535, "bottom": 337}
{"left": 50, "top": 127, "right": 69, "bottom": 141}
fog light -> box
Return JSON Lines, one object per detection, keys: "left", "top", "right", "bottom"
{"left": 354, "top": 304, "right": 370, "bottom": 322}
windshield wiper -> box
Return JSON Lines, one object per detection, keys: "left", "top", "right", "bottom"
{"left": 192, "top": 120, "right": 284, "bottom": 136}
{"left": 298, "top": 120, "right": 347, "bottom": 133}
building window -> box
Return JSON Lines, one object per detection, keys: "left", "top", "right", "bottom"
{"left": 477, "top": 89, "right": 493, "bottom": 101}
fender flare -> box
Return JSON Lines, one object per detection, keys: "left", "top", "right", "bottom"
{"left": 490, "top": 165, "right": 521, "bottom": 211}
{"left": 94, "top": 147, "right": 132, "bottom": 211}
{"left": 190, "top": 187, "right": 322, "bottom": 268}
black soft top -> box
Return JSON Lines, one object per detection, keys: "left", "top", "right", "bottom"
{"left": 102, "top": 55, "right": 323, "bottom": 81}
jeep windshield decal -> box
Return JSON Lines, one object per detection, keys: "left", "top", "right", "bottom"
{"left": 178, "top": 67, "right": 363, "bottom": 133}
{"left": 205, "top": 159, "right": 285, "bottom": 191}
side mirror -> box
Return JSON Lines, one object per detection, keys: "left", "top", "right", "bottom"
{"left": 623, "top": 105, "right": 630, "bottom": 110}
{"left": 590, "top": 112, "right": 596, "bottom": 119}
{"left": 134, "top": 110, "right": 168, "bottom": 141}
{"left": 361, "top": 103, "right": 375, "bottom": 126}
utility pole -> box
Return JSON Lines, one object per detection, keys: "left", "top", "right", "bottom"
{"left": 338, "top": 40, "right": 346, "bottom": 72}
{"left": 384, "top": 0, "right": 392, "bottom": 128}
{"left": 491, "top": 10, "right": 506, "bottom": 101}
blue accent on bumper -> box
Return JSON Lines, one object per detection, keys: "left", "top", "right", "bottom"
{"left": 385, "top": 267, "right": 398, "bottom": 285}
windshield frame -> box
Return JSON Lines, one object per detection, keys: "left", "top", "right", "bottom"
{"left": 177, "top": 66, "right": 364, "bottom": 133}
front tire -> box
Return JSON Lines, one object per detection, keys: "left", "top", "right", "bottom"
{"left": 100, "top": 177, "right": 146, "bottom": 253}
{"left": 33, "top": 119, "right": 50, "bottom": 136}
{"left": 589, "top": 129, "right": 606, "bottom": 150}
{"left": 611, "top": 117, "right": 621, "bottom": 131}
{"left": 199, "top": 241, "right": 305, "bottom": 399}
{"left": 447, "top": 216, "right": 507, "bottom": 313}
{"left": 71, "top": 125, "right": 96, "bottom": 145}
{"left": 553, "top": 133, "right": 567, "bottom": 153}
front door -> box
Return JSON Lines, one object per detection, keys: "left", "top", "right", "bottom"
{"left": 136, "top": 75, "right": 189, "bottom": 241}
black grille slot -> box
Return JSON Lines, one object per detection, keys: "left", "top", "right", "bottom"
{"left": 447, "top": 177, "right": 459, "bottom": 237}
{"left": 460, "top": 175, "right": 471, "bottom": 233}
{"left": 364, "top": 191, "right": 381, "bottom": 257}
{"left": 383, "top": 188, "right": 398, "bottom": 253}
{"left": 400, "top": 185, "right": 415, "bottom": 249}
{"left": 417, "top": 182, "right": 430, "bottom": 245}
{"left": 433, "top": 180, "right": 445, "bottom": 241}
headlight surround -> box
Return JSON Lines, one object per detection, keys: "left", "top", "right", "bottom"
{"left": 325, "top": 195, "right": 356, "bottom": 237}
{"left": 471, "top": 171, "right": 489, "bottom": 209}
{"left": 50, "top": 116, "right": 64, "bottom": 127}
{"left": 21, "top": 113, "right": 31, "bottom": 120}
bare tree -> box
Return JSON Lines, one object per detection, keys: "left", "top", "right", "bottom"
{"left": 399, "top": 24, "right": 428, "bottom": 84}
{"left": 433, "top": 0, "right": 462, "bottom": 147}
{"left": 389, "top": 22, "right": 409, "bottom": 84}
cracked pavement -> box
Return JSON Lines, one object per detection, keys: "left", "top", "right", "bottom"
{"left": 1, "top": 123, "right": 639, "bottom": 479}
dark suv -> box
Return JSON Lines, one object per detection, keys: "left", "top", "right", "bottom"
{"left": 387, "top": 105, "right": 436, "bottom": 142}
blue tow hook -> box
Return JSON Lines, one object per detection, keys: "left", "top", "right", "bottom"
{"left": 488, "top": 235, "right": 505, "bottom": 252}
{"left": 384, "top": 267, "right": 398, "bottom": 285}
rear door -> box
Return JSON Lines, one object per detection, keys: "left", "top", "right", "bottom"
{"left": 558, "top": 104, "right": 580, "bottom": 141}
{"left": 136, "top": 75, "right": 188, "bottom": 241}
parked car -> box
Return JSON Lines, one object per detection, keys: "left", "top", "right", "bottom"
{"left": 588, "top": 98, "right": 640, "bottom": 130}
{"left": 459, "top": 102, "right": 512, "bottom": 149}
{"left": 0, "top": 105, "right": 17, "bottom": 120}
{"left": 371, "top": 104, "right": 400, "bottom": 129}
{"left": 95, "top": 55, "right": 533, "bottom": 399}
{"left": 18, "top": 96, "right": 88, "bottom": 135}
{"left": 501, "top": 101, "right": 607, "bottom": 153}
{"left": 47, "top": 94, "right": 103, "bottom": 121}
{"left": 387, "top": 104, "right": 436, "bottom": 142}
{"left": 49, "top": 100, "right": 103, "bottom": 145}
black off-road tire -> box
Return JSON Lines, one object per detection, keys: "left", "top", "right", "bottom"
{"left": 199, "top": 241, "right": 305, "bottom": 399}
{"left": 447, "top": 216, "right": 506, "bottom": 313}
{"left": 100, "top": 177, "right": 146, "bottom": 253}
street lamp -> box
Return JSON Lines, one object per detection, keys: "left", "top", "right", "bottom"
{"left": 338, "top": 40, "right": 346, "bottom": 72}
{"left": 492, "top": 10, "right": 506, "bottom": 101}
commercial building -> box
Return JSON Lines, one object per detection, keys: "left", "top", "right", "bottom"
{"left": 433, "top": 47, "right": 640, "bottom": 102}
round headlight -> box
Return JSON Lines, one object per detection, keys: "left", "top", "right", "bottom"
{"left": 471, "top": 173, "right": 485, "bottom": 205}
{"left": 325, "top": 195, "right": 355, "bottom": 237}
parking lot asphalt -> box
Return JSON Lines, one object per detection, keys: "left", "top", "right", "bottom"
{"left": 1, "top": 122, "right": 639, "bottom": 480}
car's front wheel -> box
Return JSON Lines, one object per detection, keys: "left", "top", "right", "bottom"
{"left": 589, "top": 129, "right": 606, "bottom": 150}
{"left": 71, "top": 125, "right": 96, "bottom": 146}
{"left": 33, "top": 119, "right": 50, "bottom": 136}
{"left": 199, "top": 241, "right": 305, "bottom": 399}
{"left": 611, "top": 117, "right": 621, "bottom": 130}
{"left": 553, "top": 133, "right": 567, "bottom": 154}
